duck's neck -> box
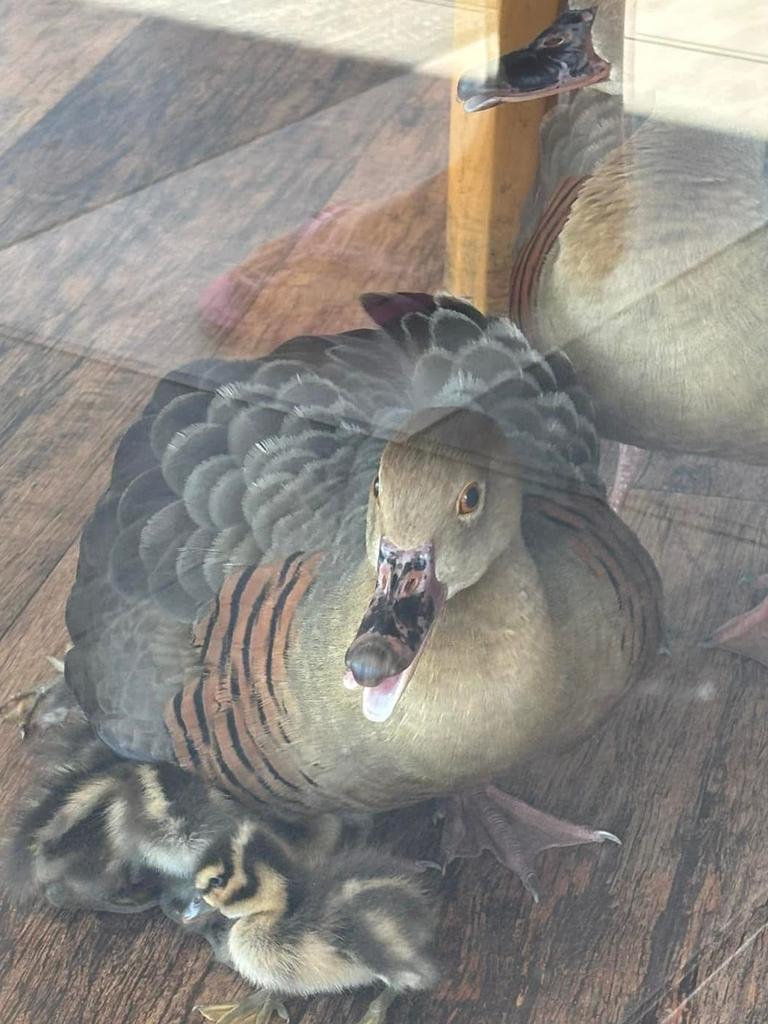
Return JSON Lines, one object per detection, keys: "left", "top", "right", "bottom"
{"left": 338, "top": 537, "right": 561, "bottom": 701}
{"left": 427, "top": 538, "right": 556, "bottom": 674}
{"left": 397, "top": 539, "right": 567, "bottom": 775}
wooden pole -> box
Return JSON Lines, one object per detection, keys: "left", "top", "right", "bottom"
{"left": 445, "top": 0, "right": 562, "bottom": 313}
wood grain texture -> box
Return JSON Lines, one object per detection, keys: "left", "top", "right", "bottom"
{"left": 0, "top": 14, "right": 409, "bottom": 246}
{"left": 1, "top": 4, "right": 768, "bottom": 1023}
{"left": 444, "top": 0, "right": 561, "bottom": 313}
{"left": 0, "top": 68, "right": 445, "bottom": 375}
{"left": 0, "top": 0, "right": 140, "bottom": 159}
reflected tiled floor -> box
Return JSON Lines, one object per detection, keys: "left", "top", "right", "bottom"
{"left": 1, "top": 3, "right": 768, "bottom": 1024}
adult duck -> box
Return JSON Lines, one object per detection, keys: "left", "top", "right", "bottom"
{"left": 45, "top": 294, "right": 661, "bottom": 900}
{"left": 458, "top": 2, "right": 768, "bottom": 659}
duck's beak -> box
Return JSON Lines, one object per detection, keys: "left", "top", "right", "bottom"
{"left": 344, "top": 538, "right": 446, "bottom": 723}
{"left": 456, "top": 7, "right": 610, "bottom": 113}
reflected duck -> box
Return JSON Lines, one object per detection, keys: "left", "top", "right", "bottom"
{"left": 458, "top": 2, "right": 768, "bottom": 663}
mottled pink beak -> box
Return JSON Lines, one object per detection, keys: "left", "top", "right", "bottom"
{"left": 344, "top": 538, "right": 446, "bottom": 723}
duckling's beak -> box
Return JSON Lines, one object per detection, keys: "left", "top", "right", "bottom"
{"left": 344, "top": 538, "right": 445, "bottom": 723}
{"left": 181, "top": 895, "right": 208, "bottom": 922}
{"left": 456, "top": 7, "right": 610, "bottom": 112}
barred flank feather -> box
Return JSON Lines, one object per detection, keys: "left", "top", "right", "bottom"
{"left": 167, "top": 552, "right": 325, "bottom": 808}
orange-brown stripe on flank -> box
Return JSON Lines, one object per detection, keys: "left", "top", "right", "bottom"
{"left": 165, "top": 550, "right": 329, "bottom": 807}
{"left": 509, "top": 176, "right": 588, "bottom": 339}
{"left": 210, "top": 565, "right": 286, "bottom": 799}
{"left": 201, "top": 562, "right": 295, "bottom": 801}
{"left": 167, "top": 594, "right": 221, "bottom": 772}
{"left": 226, "top": 571, "right": 278, "bottom": 791}
{"left": 172, "top": 673, "right": 218, "bottom": 779}
{"left": 247, "top": 552, "right": 327, "bottom": 792}
{"left": 511, "top": 177, "right": 586, "bottom": 328}
{"left": 237, "top": 565, "right": 292, "bottom": 750}
{"left": 202, "top": 552, "right": 325, "bottom": 805}
{"left": 561, "top": 496, "right": 639, "bottom": 658}
{"left": 198, "top": 567, "right": 257, "bottom": 787}
{"left": 264, "top": 551, "right": 326, "bottom": 721}
{"left": 167, "top": 568, "right": 264, "bottom": 786}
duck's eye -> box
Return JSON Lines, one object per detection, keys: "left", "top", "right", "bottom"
{"left": 373, "top": 475, "right": 380, "bottom": 499}
{"left": 457, "top": 482, "right": 482, "bottom": 516}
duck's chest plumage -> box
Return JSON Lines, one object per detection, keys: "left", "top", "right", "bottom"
{"left": 166, "top": 547, "right": 554, "bottom": 814}
{"left": 165, "top": 489, "right": 662, "bottom": 815}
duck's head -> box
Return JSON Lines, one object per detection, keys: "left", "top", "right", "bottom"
{"left": 344, "top": 409, "right": 522, "bottom": 723}
{"left": 184, "top": 822, "right": 291, "bottom": 922}
{"left": 457, "top": 6, "right": 612, "bottom": 113}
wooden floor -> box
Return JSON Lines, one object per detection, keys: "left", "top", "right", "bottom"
{"left": 2, "top": 3, "right": 768, "bottom": 1023}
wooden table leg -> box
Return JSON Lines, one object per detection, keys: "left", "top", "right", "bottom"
{"left": 445, "top": 0, "right": 562, "bottom": 314}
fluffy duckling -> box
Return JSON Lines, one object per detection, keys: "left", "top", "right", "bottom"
{"left": 186, "top": 820, "right": 440, "bottom": 1024}
{"left": 161, "top": 812, "right": 373, "bottom": 960}
{"left": 3, "top": 721, "right": 238, "bottom": 913}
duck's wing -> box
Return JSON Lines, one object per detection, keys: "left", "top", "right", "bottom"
{"left": 363, "top": 291, "right": 603, "bottom": 497}
{"left": 65, "top": 334, "right": 405, "bottom": 762}
{"left": 65, "top": 295, "right": 601, "bottom": 764}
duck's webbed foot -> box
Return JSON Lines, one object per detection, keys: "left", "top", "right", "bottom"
{"left": 355, "top": 989, "right": 397, "bottom": 1024}
{"left": 440, "top": 785, "right": 620, "bottom": 902}
{"left": 196, "top": 991, "right": 289, "bottom": 1024}
{"left": 704, "top": 576, "right": 768, "bottom": 669}
{"left": 0, "top": 667, "right": 78, "bottom": 740}
{"left": 0, "top": 683, "right": 56, "bottom": 739}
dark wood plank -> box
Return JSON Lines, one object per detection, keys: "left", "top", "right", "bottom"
{"left": 670, "top": 903, "right": 768, "bottom": 1024}
{"left": 0, "top": 68, "right": 445, "bottom": 373}
{"left": 0, "top": 0, "right": 140, "bottom": 157}
{"left": 0, "top": 343, "right": 153, "bottom": 632}
{"left": 0, "top": 70, "right": 446, "bottom": 637}
{"left": 223, "top": 82, "right": 448, "bottom": 345}
{"left": 0, "top": 16, "right": 411, "bottom": 245}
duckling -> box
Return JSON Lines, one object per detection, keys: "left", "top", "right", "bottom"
{"left": 187, "top": 820, "right": 440, "bottom": 1024}
{"left": 160, "top": 811, "right": 374, "bottom": 960}
{"left": 3, "top": 721, "right": 238, "bottom": 913}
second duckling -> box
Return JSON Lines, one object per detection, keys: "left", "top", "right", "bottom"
{"left": 3, "top": 722, "right": 238, "bottom": 913}
{"left": 186, "top": 820, "right": 440, "bottom": 1024}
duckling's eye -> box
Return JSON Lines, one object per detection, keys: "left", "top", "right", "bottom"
{"left": 373, "top": 475, "right": 380, "bottom": 499}
{"left": 457, "top": 482, "right": 482, "bottom": 517}
{"left": 541, "top": 33, "right": 566, "bottom": 47}
{"left": 207, "top": 875, "right": 225, "bottom": 890}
